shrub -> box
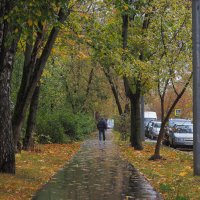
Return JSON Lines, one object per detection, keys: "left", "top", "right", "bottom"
{"left": 36, "top": 109, "right": 95, "bottom": 143}
{"left": 73, "top": 112, "right": 96, "bottom": 140}
{"left": 114, "top": 113, "right": 130, "bottom": 141}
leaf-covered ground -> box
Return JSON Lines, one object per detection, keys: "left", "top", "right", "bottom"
{"left": 0, "top": 143, "right": 81, "bottom": 200}
{"left": 119, "top": 142, "right": 200, "bottom": 200}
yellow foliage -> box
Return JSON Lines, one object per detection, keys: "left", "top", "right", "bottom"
{"left": 124, "top": 5, "right": 129, "bottom": 10}
{"left": 67, "top": 39, "right": 76, "bottom": 46}
{"left": 179, "top": 171, "right": 188, "bottom": 177}
{"left": 77, "top": 34, "right": 85, "bottom": 39}
{"left": 78, "top": 51, "right": 89, "bottom": 60}
{"left": 42, "top": 69, "right": 51, "bottom": 78}
{"left": 27, "top": 19, "right": 33, "bottom": 26}
{"left": 36, "top": 11, "right": 42, "bottom": 17}
{"left": 33, "top": 21, "right": 38, "bottom": 26}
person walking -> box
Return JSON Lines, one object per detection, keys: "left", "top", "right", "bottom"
{"left": 97, "top": 118, "right": 107, "bottom": 142}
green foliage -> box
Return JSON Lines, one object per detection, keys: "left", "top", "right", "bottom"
{"left": 37, "top": 134, "right": 52, "bottom": 144}
{"left": 36, "top": 110, "right": 68, "bottom": 144}
{"left": 72, "top": 112, "right": 96, "bottom": 140}
{"left": 36, "top": 108, "right": 95, "bottom": 143}
{"left": 114, "top": 113, "right": 130, "bottom": 140}
{"left": 11, "top": 52, "right": 24, "bottom": 106}
{"left": 175, "top": 196, "right": 189, "bottom": 200}
{"left": 159, "top": 183, "right": 172, "bottom": 192}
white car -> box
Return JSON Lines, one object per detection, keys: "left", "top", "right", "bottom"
{"left": 149, "top": 121, "right": 161, "bottom": 139}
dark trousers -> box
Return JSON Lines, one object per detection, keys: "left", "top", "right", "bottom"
{"left": 99, "top": 130, "right": 105, "bottom": 141}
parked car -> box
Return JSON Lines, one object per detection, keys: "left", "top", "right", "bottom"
{"left": 168, "top": 118, "right": 192, "bottom": 128}
{"left": 163, "top": 118, "right": 193, "bottom": 145}
{"left": 168, "top": 124, "right": 193, "bottom": 148}
{"left": 145, "top": 120, "right": 154, "bottom": 138}
{"left": 149, "top": 121, "right": 161, "bottom": 139}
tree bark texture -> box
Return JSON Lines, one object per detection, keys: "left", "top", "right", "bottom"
{"left": 23, "top": 85, "right": 40, "bottom": 150}
{"left": 12, "top": 9, "right": 70, "bottom": 147}
{"left": 0, "top": 27, "right": 15, "bottom": 173}
{"left": 130, "top": 87, "right": 143, "bottom": 150}
{"left": 0, "top": 0, "right": 20, "bottom": 173}
{"left": 0, "top": 52, "right": 15, "bottom": 173}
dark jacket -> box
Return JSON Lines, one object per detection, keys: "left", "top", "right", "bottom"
{"left": 97, "top": 119, "right": 107, "bottom": 131}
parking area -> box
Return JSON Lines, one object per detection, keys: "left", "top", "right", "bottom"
{"left": 144, "top": 118, "right": 194, "bottom": 153}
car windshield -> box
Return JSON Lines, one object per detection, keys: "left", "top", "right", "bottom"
{"left": 169, "top": 119, "right": 192, "bottom": 127}
{"left": 154, "top": 123, "right": 161, "bottom": 128}
{"left": 175, "top": 125, "right": 193, "bottom": 133}
{"left": 144, "top": 118, "right": 156, "bottom": 126}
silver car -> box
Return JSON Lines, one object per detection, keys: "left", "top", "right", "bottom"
{"left": 169, "top": 124, "right": 193, "bottom": 148}
{"left": 149, "top": 121, "right": 161, "bottom": 139}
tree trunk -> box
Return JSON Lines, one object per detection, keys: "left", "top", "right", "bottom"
{"left": 0, "top": 29, "right": 17, "bottom": 173}
{"left": 0, "top": 0, "right": 20, "bottom": 172}
{"left": 23, "top": 85, "right": 40, "bottom": 150}
{"left": 150, "top": 119, "right": 168, "bottom": 160}
{"left": 103, "top": 67, "right": 123, "bottom": 115}
{"left": 12, "top": 9, "right": 69, "bottom": 147}
{"left": 0, "top": 50, "right": 15, "bottom": 173}
{"left": 122, "top": 9, "right": 143, "bottom": 149}
{"left": 12, "top": 41, "right": 36, "bottom": 149}
{"left": 130, "top": 89, "right": 143, "bottom": 150}
{"left": 82, "top": 67, "right": 94, "bottom": 111}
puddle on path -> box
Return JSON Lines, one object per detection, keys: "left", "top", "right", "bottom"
{"left": 33, "top": 131, "right": 162, "bottom": 200}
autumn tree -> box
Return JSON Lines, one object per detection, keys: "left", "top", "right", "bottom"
{"left": 63, "top": 1, "right": 127, "bottom": 116}
{"left": 118, "top": 0, "right": 157, "bottom": 149}
{"left": 12, "top": 1, "right": 73, "bottom": 149}
{"left": 147, "top": 0, "right": 192, "bottom": 159}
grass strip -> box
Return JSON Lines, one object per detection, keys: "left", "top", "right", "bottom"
{"left": 119, "top": 140, "right": 200, "bottom": 200}
{"left": 0, "top": 143, "right": 81, "bottom": 200}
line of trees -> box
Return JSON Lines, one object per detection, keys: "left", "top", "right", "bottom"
{"left": 0, "top": 0, "right": 193, "bottom": 174}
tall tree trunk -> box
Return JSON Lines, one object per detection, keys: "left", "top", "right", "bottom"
{"left": 0, "top": 33, "right": 17, "bottom": 174}
{"left": 0, "top": 1, "right": 20, "bottom": 173}
{"left": 0, "top": 48, "right": 15, "bottom": 173}
{"left": 122, "top": 9, "right": 143, "bottom": 149}
{"left": 12, "top": 9, "right": 69, "bottom": 147}
{"left": 12, "top": 40, "right": 35, "bottom": 149}
{"left": 23, "top": 85, "right": 40, "bottom": 150}
{"left": 82, "top": 67, "right": 94, "bottom": 110}
{"left": 103, "top": 67, "right": 123, "bottom": 115}
{"left": 130, "top": 88, "right": 143, "bottom": 150}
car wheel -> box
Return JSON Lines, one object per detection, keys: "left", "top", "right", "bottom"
{"left": 165, "top": 140, "right": 170, "bottom": 146}
{"left": 172, "top": 139, "right": 176, "bottom": 148}
{"left": 163, "top": 139, "right": 169, "bottom": 146}
{"left": 150, "top": 134, "right": 154, "bottom": 140}
{"left": 169, "top": 139, "right": 173, "bottom": 147}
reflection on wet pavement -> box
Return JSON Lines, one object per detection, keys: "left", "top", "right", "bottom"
{"left": 33, "top": 130, "right": 162, "bottom": 200}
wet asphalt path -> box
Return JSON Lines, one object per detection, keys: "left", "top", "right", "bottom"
{"left": 32, "top": 130, "right": 162, "bottom": 200}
